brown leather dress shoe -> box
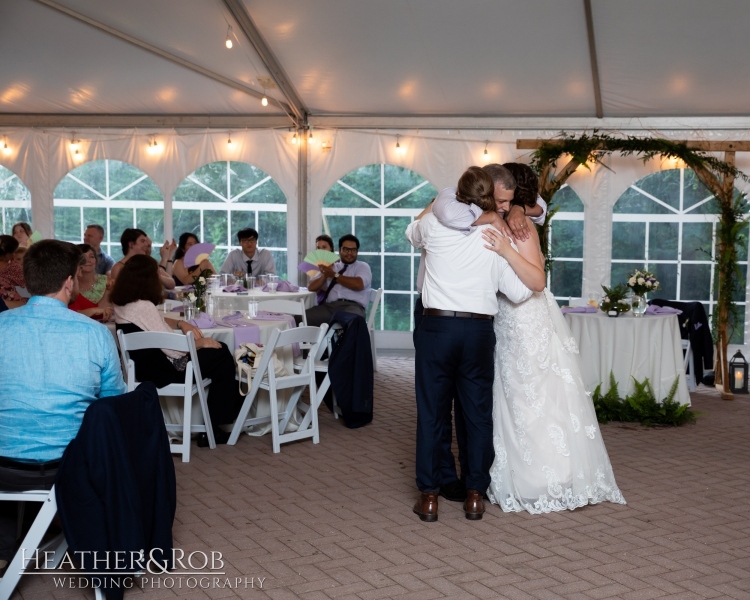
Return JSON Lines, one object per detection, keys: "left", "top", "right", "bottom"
{"left": 413, "top": 492, "right": 438, "bottom": 522}
{"left": 463, "top": 489, "right": 485, "bottom": 520}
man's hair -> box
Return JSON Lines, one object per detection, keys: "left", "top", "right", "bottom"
{"left": 338, "top": 234, "right": 360, "bottom": 250}
{"left": 237, "top": 228, "right": 259, "bottom": 242}
{"left": 315, "top": 234, "right": 334, "bottom": 251}
{"left": 85, "top": 224, "right": 105, "bottom": 236}
{"left": 120, "top": 228, "right": 147, "bottom": 255}
{"left": 174, "top": 232, "right": 199, "bottom": 261}
{"left": 502, "top": 163, "right": 539, "bottom": 208}
{"left": 110, "top": 255, "right": 164, "bottom": 307}
{"left": 457, "top": 166, "right": 495, "bottom": 212}
{"left": 23, "top": 239, "right": 81, "bottom": 296}
{"left": 0, "top": 235, "right": 19, "bottom": 258}
{"left": 482, "top": 163, "right": 517, "bottom": 191}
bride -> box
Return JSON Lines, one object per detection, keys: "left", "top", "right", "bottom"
{"left": 438, "top": 163, "right": 625, "bottom": 514}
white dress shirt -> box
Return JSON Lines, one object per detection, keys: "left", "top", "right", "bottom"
{"left": 406, "top": 213, "right": 532, "bottom": 315}
{"left": 220, "top": 248, "right": 276, "bottom": 276}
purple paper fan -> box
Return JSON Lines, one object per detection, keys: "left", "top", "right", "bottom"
{"left": 184, "top": 242, "right": 215, "bottom": 268}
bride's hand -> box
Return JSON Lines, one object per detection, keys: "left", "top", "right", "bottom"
{"left": 482, "top": 227, "right": 513, "bottom": 257}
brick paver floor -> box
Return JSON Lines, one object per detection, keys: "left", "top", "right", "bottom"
{"left": 14, "top": 356, "right": 750, "bottom": 599}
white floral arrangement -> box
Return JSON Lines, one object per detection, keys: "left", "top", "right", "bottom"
{"left": 626, "top": 269, "right": 660, "bottom": 297}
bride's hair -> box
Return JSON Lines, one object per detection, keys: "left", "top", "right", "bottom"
{"left": 502, "top": 163, "right": 539, "bottom": 208}
{"left": 456, "top": 166, "right": 495, "bottom": 211}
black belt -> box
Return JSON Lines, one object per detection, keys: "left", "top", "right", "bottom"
{"left": 423, "top": 309, "right": 493, "bottom": 320}
{"left": 0, "top": 456, "right": 61, "bottom": 472}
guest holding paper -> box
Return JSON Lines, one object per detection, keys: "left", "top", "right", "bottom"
{"left": 172, "top": 233, "right": 216, "bottom": 285}
{"left": 0, "top": 235, "right": 26, "bottom": 308}
{"left": 111, "top": 255, "right": 242, "bottom": 446}
{"left": 220, "top": 228, "right": 276, "bottom": 277}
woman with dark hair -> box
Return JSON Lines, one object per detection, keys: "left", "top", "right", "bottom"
{"left": 315, "top": 234, "right": 334, "bottom": 252}
{"left": 0, "top": 235, "right": 26, "bottom": 307}
{"left": 68, "top": 244, "right": 112, "bottom": 320}
{"left": 111, "top": 255, "right": 241, "bottom": 445}
{"left": 12, "top": 222, "right": 32, "bottom": 248}
{"left": 171, "top": 232, "right": 216, "bottom": 286}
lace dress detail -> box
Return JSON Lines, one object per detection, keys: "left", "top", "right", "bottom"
{"left": 488, "top": 289, "right": 626, "bottom": 514}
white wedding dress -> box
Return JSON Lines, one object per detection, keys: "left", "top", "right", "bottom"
{"left": 487, "top": 289, "right": 626, "bottom": 514}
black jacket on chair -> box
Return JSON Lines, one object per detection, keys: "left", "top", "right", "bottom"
{"left": 55, "top": 383, "right": 176, "bottom": 599}
{"left": 327, "top": 311, "right": 373, "bottom": 429}
{"left": 649, "top": 299, "right": 713, "bottom": 384}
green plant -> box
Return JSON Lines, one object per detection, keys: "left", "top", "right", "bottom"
{"left": 599, "top": 283, "right": 630, "bottom": 313}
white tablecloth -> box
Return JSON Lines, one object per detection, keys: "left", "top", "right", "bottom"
{"left": 564, "top": 312, "right": 691, "bottom": 406}
{"left": 210, "top": 289, "right": 316, "bottom": 314}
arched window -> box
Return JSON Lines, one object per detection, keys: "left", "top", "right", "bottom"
{"left": 611, "top": 168, "right": 748, "bottom": 342}
{"left": 54, "top": 160, "right": 163, "bottom": 260}
{"left": 547, "top": 184, "right": 584, "bottom": 303}
{"left": 173, "top": 161, "right": 287, "bottom": 278}
{"left": 322, "top": 163, "right": 437, "bottom": 331}
{"left": 0, "top": 165, "right": 31, "bottom": 235}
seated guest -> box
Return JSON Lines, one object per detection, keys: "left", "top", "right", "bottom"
{"left": 171, "top": 232, "right": 216, "bottom": 285}
{"left": 306, "top": 234, "right": 372, "bottom": 327}
{"left": 0, "top": 235, "right": 26, "bottom": 308}
{"left": 0, "top": 240, "right": 126, "bottom": 561}
{"left": 111, "top": 255, "right": 242, "bottom": 445}
{"left": 316, "top": 234, "right": 334, "bottom": 252}
{"left": 83, "top": 223, "right": 115, "bottom": 275}
{"left": 111, "top": 228, "right": 175, "bottom": 290}
{"left": 11, "top": 222, "right": 31, "bottom": 248}
{"left": 68, "top": 244, "right": 112, "bottom": 321}
{"left": 220, "top": 228, "right": 276, "bottom": 277}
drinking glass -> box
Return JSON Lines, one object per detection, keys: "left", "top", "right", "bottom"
{"left": 183, "top": 299, "right": 195, "bottom": 322}
{"left": 247, "top": 298, "right": 259, "bottom": 318}
{"left": 267, "top": 282, "right": 278, "bottom": 293}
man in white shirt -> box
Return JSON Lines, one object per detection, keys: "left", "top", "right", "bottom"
{"left": 406, "top": 167, "right": 533, "bottom": 523}
{"left": 220, "top": 228, "right": 277, "bottom": 277}
{"left": 424, "top": 163, "right": 547, "bottom": 503}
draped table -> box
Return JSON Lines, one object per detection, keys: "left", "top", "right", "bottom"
{"left": 563, "top": 311, "right": 691, "bottom": 406}
{"left": 209, "top": 288, "right": 316, "bottom": 315}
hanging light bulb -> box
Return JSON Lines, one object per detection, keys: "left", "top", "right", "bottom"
{"left": 2, "top": 139, "right": 11, "bottom": 156}
{"left": 227, "top": 133, "right": 234, "bottom": 149}
{"left": 69, "top": 136, "right": 79, "bottom": 151}
{"left": 308, "top": 129, "right": 315, "bottom": 144}
{"left": 225, "top": 25, "right": 233, "bottom": 49}
{"left": 73, "top": 147, "right": 83, "bottom": 162}
{"left": 483, "top": 141, "right": 490, "bottom": 159}
{"left": 261, "top": 95, "right": 268, "bottom": 107}
{"left": 291, "top": 132, "right": 298, "bottom": 145}
{"left": 395, "top": 135, "right": 405, "bottom": 155}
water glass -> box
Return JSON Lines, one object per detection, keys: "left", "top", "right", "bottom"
{"left": 183, "top": 300, "right": 195, "bottom": 322}
{"left": 247, "top": 298, "right": 259, "bottom": 318}
{"left": 247, "top": 276, "right": 256, "bottom": 290}
{"left": 267, "top": 282, "right": 278, "bottom": 293}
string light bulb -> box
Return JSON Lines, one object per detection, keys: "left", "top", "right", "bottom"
{"left": 2, "top": 139, "right": 11, "bottom": 156}
{"left": 146, "top": 136, "right": 161, "bottom": 156}
{"left": 227, "top": 133, "right": 234, "bottom": 149}
{"left": 308, "top": 129, "right": 315, "bottom": 144}
{"left": 225, "top": 26, "right": 233, "bottom": 49}
{"left": 69, "top": 136, "right": 79, "bottom": 151}
{"left": 261, "top": 95, "right": 268, "bottom": 107}
{"left": 483, "top": 141, "right": 489, "bottom": 158}
{"left": 73, "top": 148, "right": 83, "bottom": 162}
{"left": 291, "top": 132, "right": 298, "bottom": 145}
{"left": 395, "top": 135, "right": 405, "bottom": 155}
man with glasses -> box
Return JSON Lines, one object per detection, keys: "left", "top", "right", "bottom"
{"left": 305, "top": 234, "right": 372, "bottom": 327}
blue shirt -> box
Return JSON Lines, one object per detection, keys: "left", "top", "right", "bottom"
{"left": 95, "top": 249, "right": 115, "bottom": 275}
{"left": 0, "top": 296, "right": 126, "bottom": 461}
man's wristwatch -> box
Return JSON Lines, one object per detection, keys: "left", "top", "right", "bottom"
{"left": 334, "top": 272, "right": 340, "bottom": 279}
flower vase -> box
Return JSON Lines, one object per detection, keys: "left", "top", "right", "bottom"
{"left": 195, "top": 293, "right": 206, "bottom": 313}
{"left": 632, "top": 294, "right": 647, "bottom": 317}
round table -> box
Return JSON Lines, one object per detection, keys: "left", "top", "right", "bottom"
{"left": 209, "top": 289, "right": 316, "bottom": 314}
{"left": 563, "top": 311, "right": 691, "bottom": 406}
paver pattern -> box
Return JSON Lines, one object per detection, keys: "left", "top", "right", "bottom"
{"left": 14, "top": 356, "right": 750, "bottom": 599}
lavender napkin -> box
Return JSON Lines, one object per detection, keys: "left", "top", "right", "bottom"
{"left": 222, "top": 284, "right": 247, "bottom": 293}
{"left": 261, "top": 280, "right": 300, "bottom": 292}
{"left": 188, "top": 313, "right": 218, "bottom": 328}
{"left": 561, "top": 305, "right": 597, "bottom": 314}
{"left": 645, "top": 305, "right": 682, "bottom": 315}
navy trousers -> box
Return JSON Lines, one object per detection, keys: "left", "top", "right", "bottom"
{"left": 414, "top": 314, "right": 495, "bottom": 493}
{"left": 413, "top": 297, "right": 468, "bottom": 486}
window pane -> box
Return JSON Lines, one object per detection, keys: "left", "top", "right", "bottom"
{"left": 384, "top": 216, "right": 412, "bottom": 253}
{"left": 550, "top": 220, "right": 583, "bottom": 258}
{"left": 736, "top": 223, "right": 749, "bottom": 262}
{"left": 238, "top": 179, "right": 286, "bottom": 205}
{"left": 355, "top": 216, "right": 380, "bottom": 253}
{"left": 552, "top": 186, "right": 584, "bottom": 212}
{"left": 733, "top": 265, "right": 747, "bottom": 303}
{"left": 137, "top": 209, "right": 164, "bottom": 245}
{"left": 230, "top": 162, "right": 268, "bottom": 199}
{"left": 185, "top": 163, "right": 227, "bottom": 200}
{"left": 70, "top": 162, "right": 106, "bottom": 196}
{"left": 413, "top": 255, "right": 421, "bottom": 291}
{"left": 612, "top": 222, "right": 645, "bottom": 260}
{"left": 730, "top": 309, "right": 745, "bottom": 344}
{"left": 270, "top": 250, "right": 288, "bottom": 280}
{"left": 549, "top": 261, "right": 583, "bottom": 298}
{"left": 648, "top": 264, "right": 677, "bottom": 300}
{"left": 613, "top": 187, "right": 673, "bottom": 214}
{"left": 323, "top": 183, "right": 375, "bottom": 209}
{"left": 109, "top": 209, "right": 133, "bottom": 242}
{"left": 682, "top": 170, "right": 714, "bottom": 212}
{"left": 205, "top": 210, "right": 229, "bottom": 247}
{"left": 636, "top": 170, "right": 680, "bottom": 211}
{"left": 649, "top": 222, "right": 678, "bottom": 261}
{"left": 383, "top": 293, "right": 411, "bottom": 331}
{"left": 680, "top": 264, "right": 711, "bottom": 301}
{"left": 54, "top": 207, "right": 81, "bottom": 241}
{"left": 339, "top": 165, "right": 381, "bottom": 204}
{"left": 230, "top": 210, "right": 256, "bottom": 243}
{"left": 173, "top": 209, "right": 201, "bottom": 239}
{"left": 359, "top": 255, "right": 381, "bottom": 290}
{"left": 682, "top": 223, "right": 713, "bottom": 261}
{"left": 610, "top": 262, "right": 642, "bottom": 290}
{"left": 258, "top": 211, "right": 287, "bottom": 248}
{"left": 82, "top": 208, "right": 107, "bottom": 240}
{"left": 384, "top": 255, "right": 411, "bottom": 291}
{"left": 325, "top": 216, "right": 352, "bottom": 245}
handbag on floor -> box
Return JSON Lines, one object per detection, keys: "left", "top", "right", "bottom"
{"left": 234, "top": 343, "right": 287, "bottom": 395}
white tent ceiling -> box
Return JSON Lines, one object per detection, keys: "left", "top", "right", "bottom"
{"left": 2, "top": 0, "right": 750, "bottom": 126}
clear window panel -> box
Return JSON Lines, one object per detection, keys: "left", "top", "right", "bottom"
{"left": 205, "top": 210, "right": 229, "bottom": 247}
{"left": 258, "top": 211, "right": 287, "bottom": 248}
{"left": 54, "top": 207, "right": 81, "bottom": 242}
{"left": 610, "top": 262, "right": 642, "bottom": 290}
{"left": 354, "top": 216, "right": 381, "bottom": 253}
{"left": 137, "top": 209, "right": 164, "bottom": 245}
{"left": 384, "top": 255, "right": 411, "bottom": 291}
{"left": 682, "top": 223, "right": 713, "bottom": 261}
{"left": 383, "top": 293, "right": 411, "bottom": 331}
{"left": 636, "top": 170, "right": 681, "bottom": 211}
{"left": 550, "top": 220, "right": 583, "bottom": 258}
{"left": 413, "top": 255, "right": 421, "bottom": 291}
{"left": 185, "top": 163, "right": 227, "bottom": 201}
{"left": 173, "top": 209, "right": 201, "bottom": 239}
{"left": 735, "top": 222, "right": 749, "bottom": 262}
{"left": 239, "top": 179, "right": 286, "bottom": 205}
{"left": 680, "top": 264, "right": 712, "bottom": 301}
{"left": 2, "top": 208, "right": 32, "bottom": 235}
{"left": 732, "top": 265, "right": 747, "bottom": 302}
{"left": 230, "top": 211, "right": 256, "bottom": 244}
{"left": 729, "top": 309, "right": 745, "bottom": 344}
{"left": 549, "top": 261, "right": 583, "bottom": 298}
{"left": 109, "top": 208, "right": 134, "bottom": 245}
{"left": 613, "top": 187, "right": 672, "bottom": 215}
{"left": 359, "top": 255, "right": 381, "bottom": 290}
{"left": 682, "top": 170, "right": 715, "bottom": 212}
{"left": 611, "top": 222, "right": 645, "bottom": 260}
{"left": 649, "top": 222, "right": 679, "bottom": 261}
{"left": 325, "top": 216, "right": 352, "bottom": 248}
{"left": 230, "top": 162, "right": 268, "bottom": 199}
{"left": 212, "top": 249, "right": 228, "bottom": 269}
{"left": 648, "top": 264, "right": 678, "bottom": 300}
{"left": 71, "top": 162, "right": 106, "bottom": 197}
{"left": 339, "top": 165, "right": 382, "bottom": 204}
{"left": 384, "top": 216, "right": 412, "bottom": 253}
{"left": 270, "top": 250, "right": 288, "bottom": 280}
{"left": 82, "top": 208, "right": 107, "bottom": 240}
{"left": 551, "top": 186, "right": 584, "bottom": 212}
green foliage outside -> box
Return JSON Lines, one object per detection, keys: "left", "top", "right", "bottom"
{"left": 0, "top": 165, "right": 32, "bottom": 234}
{"left": 593, "top": 372, "right": 697, "bottom": 426}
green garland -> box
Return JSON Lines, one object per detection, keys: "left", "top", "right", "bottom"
{"left": 593, "top": 373, "right": 697, "bottom": 426}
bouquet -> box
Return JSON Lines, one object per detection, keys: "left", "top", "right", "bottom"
{"left": 191, "top": 268, "right": 214, "bottom": 312}
{"left": 599, "top": 284, "right": 631, "bottom": 314}
{"left": 626, "top": 268, "right": 660, "bottom": 296}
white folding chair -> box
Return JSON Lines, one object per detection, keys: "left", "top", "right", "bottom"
{"left": 682, "top": 339, "right": 696, "bottom": 392}
{"left": 228, "top": 325, "right": 328, "bottom": 453}
{"left": 117, "top": 329, "right": 214, "bottom": 462}
{"left": 366, "top": 288, "right": 383, "bottom": 371}
{"left": 310, "top": 323, "right": 344, "bottom": 420}
{"left": 0, "top": 486, "right": 68, "bottom": 599}
{"left": 258, "top": 298, "right": 308, "bottom": 325}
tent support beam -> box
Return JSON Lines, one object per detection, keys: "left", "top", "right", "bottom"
{"left": 222, "top": 0, "right": 307, "bottom": 125}
{"left": 0, "top": 114, "right": 291, "bottom": 128}
{"left": 518, "top": 139, "right": 750, "bottom": 152}
{"left": 583, "top": 0, "right": 604, "bottom": 118}
{"left": 30, "top": 0, "right": 294, "bottom": 117}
